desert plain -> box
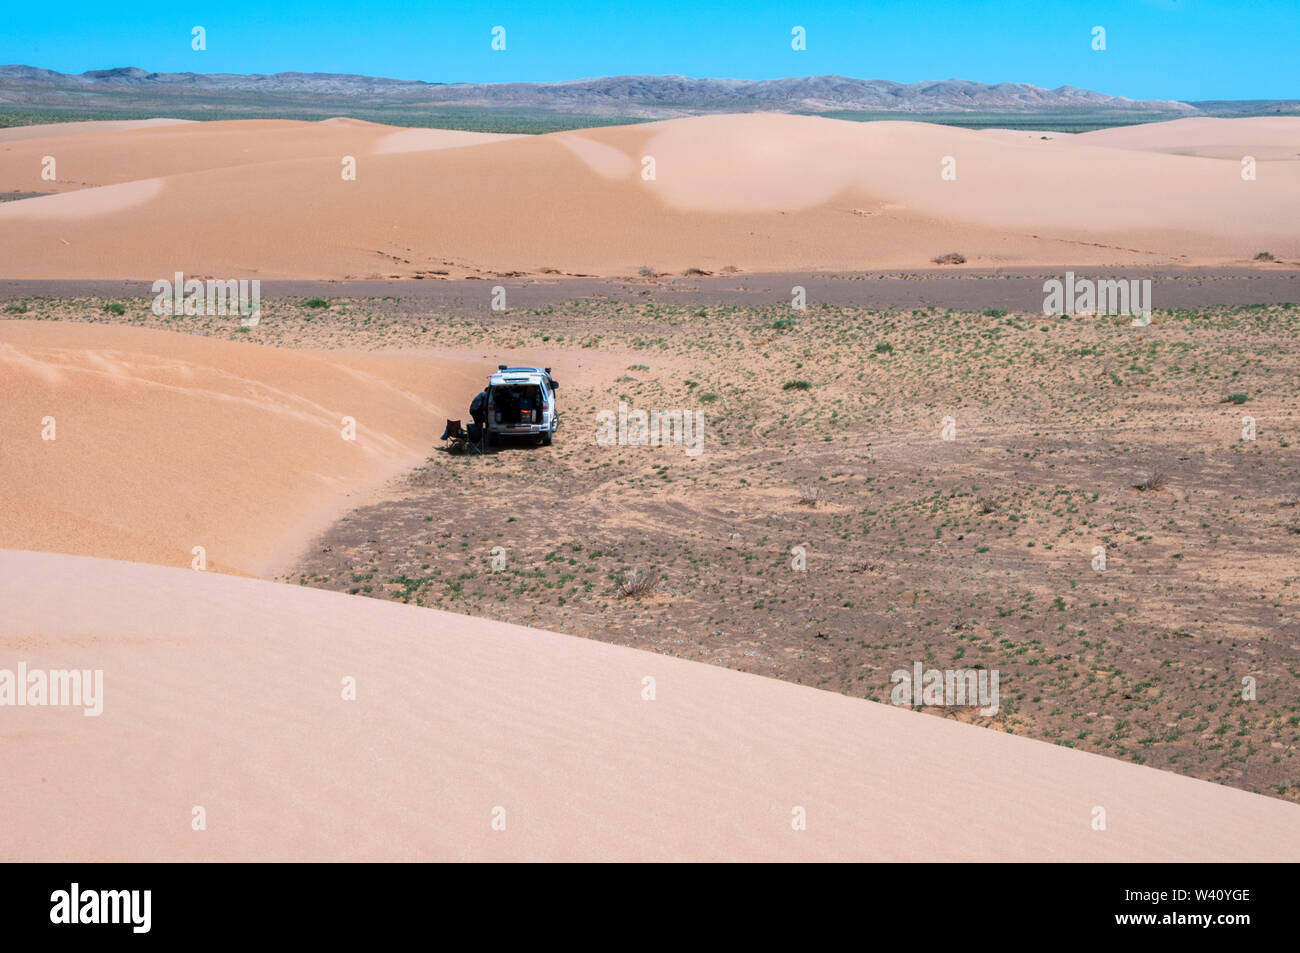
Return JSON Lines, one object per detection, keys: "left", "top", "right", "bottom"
{"left": 1, "top": 113, "right": 1299, "bottom": 860}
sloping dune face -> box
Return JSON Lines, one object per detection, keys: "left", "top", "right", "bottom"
{"left": 0, "top": 118, "right": 195, "bottom": 145}
{"left": 0, "top": 114, "right": 1297, "bottom": 277}
{"left": 0, "top": 118, "right": 514, "bottom": 193}
{"left": 638, "top": 115, "right": 1300, "bottom": 230}
{"left": 0, "top": 177, "right": 164, "bottom": 220}
{"left": 371, "top": 127, "right": 521, "bottom": 154}
{"left": 1076, "top": 116, "right": 1300, "bottom": 159}
{"left": 0, "top": 322, "right": 466, "bottom": 575}
{"left": 3, "top": 549, "right": 1298, "bottom": 862}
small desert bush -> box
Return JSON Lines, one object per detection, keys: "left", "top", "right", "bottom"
{"left": 682, "top": 267, "right": 712, "bottom": 276}
{"left": 303, "top": 298, "right": 330, "bottom": 309}
{"left": 1133, "top": 471, "right": 1168, "bottom": 492}
{"left": 783, "top": 380, "right": 812, "bottom": 391}
{"left": 103, "top": 302, "right": 126, "bottom": 315}
{"left": 932, "top": 252, "right": 967, "bottom": 265}
{"left": 1254, "top": 252, "right": 1275, "bottom": 262}
{"left": 616, "top": 568, "right": 659, "bottom": 599}
{"left": 4, "top": 302, "right": 28, "bottom": 314}
{"left": 1224, "top": 393, "right": 1250, "bottom": 404}
{"left": 797, "top": 485, "right": 825, "bottom": 506}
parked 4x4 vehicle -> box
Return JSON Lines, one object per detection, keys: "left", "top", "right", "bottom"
{"left": 484, "top": 365, "right": 559, "bottom": 446}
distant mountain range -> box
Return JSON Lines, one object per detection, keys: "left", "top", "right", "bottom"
{"left": 1, "top": 67, "right": 1295, "bottom": 132}
{"left": 0, "top": 66, "right": 1198, "bottom": 113}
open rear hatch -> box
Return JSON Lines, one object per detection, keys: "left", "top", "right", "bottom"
{"left": 492, "top": 383, "right": 542, "bottom": 427}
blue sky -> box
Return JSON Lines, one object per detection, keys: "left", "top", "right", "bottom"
{"left": 4, "top": 0, "right": 1295, "bottom": 101}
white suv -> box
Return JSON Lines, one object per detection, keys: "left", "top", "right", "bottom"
{"left": 485, "top": 366, "right": 560, "bottom": 446}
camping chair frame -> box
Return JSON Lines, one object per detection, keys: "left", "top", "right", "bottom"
{"left": 443, "top": 419, "right": 486, "bottom": 455}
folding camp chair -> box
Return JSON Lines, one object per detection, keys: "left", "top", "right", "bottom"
{"left": 442, "top": 419, "right": 468, "bottom": 453}
{"left": 442, "top": 419, "right": 485, "bottom": 455}
{"left": 464, "top": 421, "right": 486, "bottom": 455}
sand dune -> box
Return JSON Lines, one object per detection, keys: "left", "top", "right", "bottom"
{"left": 0, "top": 117, "right": 194, "bottom": 144}
{"left": 0, "top": 114, "right": 1296, "bottom": 277}
{"left": 3, "top": 547, "right": 1297, "bottom": 861}
{"left": 0, "top": 118, "right": 509, "bottom": 194}
{"left": 1076, "top": 116, "right": 1300, "bottom": 159}
{"left": 5, "top": 177, "right": 163, "bottom": 219}
{"left": 0, "top": 321, "right": 466, "bottom": 575}
{"left": 371, "top": 127, "right": 521, "bottom": 154}
{"left": 0, "top": 322, "right": 628, "bottom": 575}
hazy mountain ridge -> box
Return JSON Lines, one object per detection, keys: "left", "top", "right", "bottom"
{"left": 0, "top": 66, "right": 1199, "bottom": 116}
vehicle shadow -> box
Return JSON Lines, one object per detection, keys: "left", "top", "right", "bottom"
{"left": 438, "top": 434, "right": 551, "bottom": 456}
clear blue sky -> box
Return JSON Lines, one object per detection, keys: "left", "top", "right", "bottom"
{"left": 4, "top": 0, "right": 1295, "bottom": 101}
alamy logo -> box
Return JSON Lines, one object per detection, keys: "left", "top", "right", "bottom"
{"left": 0, "top": 663, "right": 103, "bottom": 716}
{"left": 890, "top": 662, "right": 999, "bottom": 716}
{"left": 596, "top": 401, "right": 705, "bottom": 456}
{"left": 1043, "top": 272, "right": 1151, "bottom": 320}
{"left": 50, "top": 883, "right": 150, "bottom": 934}
{"left": 152, "top": 272, "right": 261, "bottom": 326}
